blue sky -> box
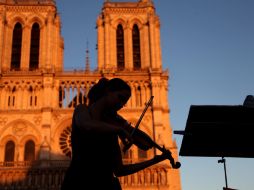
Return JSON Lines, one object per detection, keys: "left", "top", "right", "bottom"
{"left": 56, "top": 0, "right": 254, "bottom": 189}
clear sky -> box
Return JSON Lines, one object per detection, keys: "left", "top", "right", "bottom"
{"left": 56, "top": 0, "right": 254, "bottom": 189}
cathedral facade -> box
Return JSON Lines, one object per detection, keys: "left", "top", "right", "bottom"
{"left": 0, "top": 0, "right": 181, "bottom": 189}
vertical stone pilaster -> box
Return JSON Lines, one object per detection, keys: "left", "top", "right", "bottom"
{"left": 97, "top": 16, "right": 104, "bottom": 69}
{"left": 21, "top": 25, "right": 31, "bottom": 70}
{"left": 15, "top": 85, "right": 21, "bottom": 109}
{"left": 46, "top": 12, "right": 54, "bottom": 70}
{"left": 41, "top": 22, "right": 47, "bottom": 70}
{"left": 20, "top": 86, "right": 24, "bottom": 109}
{"left": 125, "top": 25, "right": 133, "bottom": 69}
{"left": 52, "top": 79, "right": 59, "bottom": 108}
{"left": 43, "top": 75, "right": 54, "bottom": 108}
{"left": 0, "top": 10, "right": 4, "bottom": 71}
{"left": 110, "top": 26, "right": 117, "bottom": 69}
{"left": 155, "top": 18, "right": 162, "bottom": 70}
{"left": 131, "top": 83, "right": 136, "bottom": 108}
{"left": 148, "top": 15, "right": 157, "bottom": 69}
{"left": 3, "top": 87, "right": 8, "bottom": 109}
{"left": 140, "top": 26, "right": 146, "bottom": 69}
{"left": 144, "top": 22, "right": 151, "bottom": 69}
{"left": 5, "top": 24, "right": 13, "bottom": 70}
{"left": 104, "top": 15, "right": 110, "bottom": 68}
{"left": 54, "top": 15, "right": 62, "bottom": 71}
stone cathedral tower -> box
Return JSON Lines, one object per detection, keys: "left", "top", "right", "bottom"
{"left": 0, "top": 0, "right": 181, "bottom": 189}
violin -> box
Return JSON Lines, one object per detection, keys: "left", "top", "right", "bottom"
{"left": 104, "top": 110, "right": 154, "bottom": 151}
{"left": 104, "top": 96, "right": 181, "bottom": 169}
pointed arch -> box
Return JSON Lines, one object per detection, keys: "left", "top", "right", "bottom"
{"left": 11, "top": 22, "right": 23, "bottom": 70}
{"left": 27, "top": 14, "right": 44, "bottom": 28}
{"left": 116, "top": 24, "right": 125, "bottom": 70}
{"left": 24, "top": 140, "right": 35, "bottom": 161}
{"left": 29, "top": 22, "right": 40, "bottom": 70}
{"left": 132, "top": 24, "right": 141, "bottom": 70}
{"left": 4, "top": 140, "right": 15, "bottom": 162}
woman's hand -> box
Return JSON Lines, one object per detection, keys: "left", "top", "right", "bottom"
{"left": 153, "top": 146, "right": 171, "bottom": 162}
{"left": 117, "top": 127, "right": 133, "bottom": 146}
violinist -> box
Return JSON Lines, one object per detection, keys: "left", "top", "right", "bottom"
{"left": 61, "top": 77, "right": 171, "bottom": 190}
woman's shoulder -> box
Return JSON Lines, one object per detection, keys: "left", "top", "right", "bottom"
{"left": 74, "top": 104, "right": 91, "bottom": 124}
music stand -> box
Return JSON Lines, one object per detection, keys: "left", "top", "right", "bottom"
{"left": 178, "top": 105, "right": 254, "bottom": 189}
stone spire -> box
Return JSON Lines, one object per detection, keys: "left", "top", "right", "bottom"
{"left": 85, "top": 41, "right": 90, "bottom": 72}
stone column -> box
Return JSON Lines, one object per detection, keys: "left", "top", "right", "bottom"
{"left": 54, "top": 15, "right": 62, "bottom": 71}
{"left": 110, "top": 26, "right": 117, "bottom": 69}
{"left": 5, "top": 23, "right": 13, "bottom": 70}
{"left": 140, "top": 25, "right": 150, "bottom": 69}
{"left": 97, "top": 15, "right": 104, "bottom": 70}
{"left": 104, "top": 15, "right": 110, "bottom": 69}
{"left": 155, "top": 17, "right": 162, "bottom": 70}
{"left": 148, "top": 15, "right": 157, "bottom": 69}
{"left": 0, "top": 10, "right": 4, "bottom": 72}
{"left": 41, "top": 22, "right": 47, "bottom": 70}
{"left": 46, "top": 11, "right": 54, "bottom": 70}
{"left": 21, "top": 25, "right": 31, "bottom": 70}
{"left": 124, "top": 24, "right": 133, "bottom": 70}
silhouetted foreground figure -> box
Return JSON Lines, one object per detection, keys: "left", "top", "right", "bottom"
{"left": 61, "top": 78, "right": 170, "bottom": 190}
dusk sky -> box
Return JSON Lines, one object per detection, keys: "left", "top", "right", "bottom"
{"left": 56, "top": 0, "right": 254, "bottom": 189}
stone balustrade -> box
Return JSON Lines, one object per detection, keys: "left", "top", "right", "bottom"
{"left": 0, "top": 161, "right": 169, "bottom": 189}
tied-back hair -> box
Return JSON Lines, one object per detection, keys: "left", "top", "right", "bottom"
{"left": 88, "top": 77, "right": 131, "bottom": 105}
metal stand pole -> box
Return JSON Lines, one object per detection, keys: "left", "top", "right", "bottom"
{"left": 218, "top": 157, "right": 228, "bottom": 188}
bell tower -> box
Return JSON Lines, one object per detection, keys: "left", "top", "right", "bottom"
{"left": 97, "top": 0, "right": 162, "bottom": 71}
{"left": 97, "top": 1, "right": 182, "bottom": 190}
{"left": 0, "top": 0, "right": 63, "bottom": 73}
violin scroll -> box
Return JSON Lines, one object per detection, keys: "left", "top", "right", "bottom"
{"left": 155, "top": 145, "right": 181, "bottom": 169}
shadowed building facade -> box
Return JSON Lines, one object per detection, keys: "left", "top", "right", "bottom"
{"left": 0, "top": 0, "right": 181, "bottom": 189}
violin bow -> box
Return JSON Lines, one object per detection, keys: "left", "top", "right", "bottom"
{"left": 122, "top": 96, "right": 181, "bottom": 169}
{"left": 123, "top": 96, "right": 154, "bottom": 152}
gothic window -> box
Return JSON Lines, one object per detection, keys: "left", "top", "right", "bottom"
{"left": 8, "top": 87, "right": 16, "bottom": 107}
{"left": 30, "top": 96, "right": 33, "bottom": 106}
{"left": 59, "top": 126, "right": 72, "bottom": 158}
{"left": 136, "top": 86, "right": 142, "bottom": 107}
{"left": 35, "top": 96, "right": 37, "bottom": 106}
{"left": 132, "top": 24, "right": 141, "bottom": 70}
{"left": 59, "top": 86, "right": 64, "bottom": 108}
{"left": 4, "top": 140, "right": 15, "bottom": 162}
{"left": 29, "top": 23, "right": 40, "bottom": 70}
{"left": 11, "top": 22, "right": 23, "bottom": 71}
{"left": 24, "top": 140, "right": 35, "bottom": 161}
{"left": 116, "top": 24, "right": 125, "bottom": 70}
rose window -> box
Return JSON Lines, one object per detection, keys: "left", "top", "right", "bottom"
{"left": 59, "top": 126, "right": 72, "bottom": 158}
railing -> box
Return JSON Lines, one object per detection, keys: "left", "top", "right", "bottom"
{"left": 0, "top": 161, "right": 169, "bottom": 189}
{"left": 0, "top": 161, "right": 70, "bottom": 168}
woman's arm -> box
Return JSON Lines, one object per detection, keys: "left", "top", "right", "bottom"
{"left": 114, "top": 148, "right": 170, "bottom": 177}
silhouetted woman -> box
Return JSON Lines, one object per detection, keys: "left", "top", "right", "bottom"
{"left": 61, "top": 78, "right": 169, "bottom": 190}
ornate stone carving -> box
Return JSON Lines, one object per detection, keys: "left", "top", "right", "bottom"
{"left": 59, "top": 126, "right": 72, "bottom": 158}
{"left": 51, "top": 113, "right": 58, "bottom": 122}
{"left": 33, "top": 116, "right": 42, "bottom": 125}
{"left": 12, "top": 122, "right": 27, "bottom": 136}
{"left": 0, "top": 117, "right": 8, "bottom": 126}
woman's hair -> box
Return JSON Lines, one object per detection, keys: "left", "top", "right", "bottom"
{"left": 88, "top": 77, "right": 131, "bottom": 105}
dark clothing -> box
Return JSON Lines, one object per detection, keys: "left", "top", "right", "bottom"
{"left": 61, "top": 105, "right": 119, "bottom": 190}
